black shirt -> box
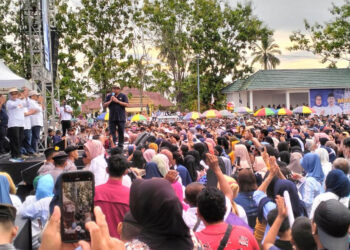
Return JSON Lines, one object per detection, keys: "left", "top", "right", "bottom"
{"left": 105, "top": 93, "right": 128, "bottom": 122}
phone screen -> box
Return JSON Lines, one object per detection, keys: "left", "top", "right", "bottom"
{"left": 60, "top": 171, "right": 94, "bottom": 243}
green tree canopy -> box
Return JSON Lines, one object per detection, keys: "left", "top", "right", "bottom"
{"left": 289, "top": 0, "right": 350, "bottom": 68}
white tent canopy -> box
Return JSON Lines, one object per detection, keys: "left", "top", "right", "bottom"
{"left": 0, "top": 59, "right": 32, "bottom": 91}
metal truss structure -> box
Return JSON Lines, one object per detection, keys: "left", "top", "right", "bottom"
{"left": 22, "top": 0, "right": 58, "bottom": 149}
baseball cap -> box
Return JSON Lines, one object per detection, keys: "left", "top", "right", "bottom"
{"left": 314, "top": 199, "right": 350, "bottom": 250}
{"left": 64, "top": 145, "right": 79, "bottom": 154}
{"left": 112, "top": 83, "right": 121, "bottom": 89}
{"left": 28, "top": 90, "right": 39, "bottom": 96}
{"left": 8, "top": 87, "right": 19, "bottom": 93}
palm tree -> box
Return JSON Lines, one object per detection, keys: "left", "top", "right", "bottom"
{"left": 252, "top": 35, "right": 281, "bottom": 70}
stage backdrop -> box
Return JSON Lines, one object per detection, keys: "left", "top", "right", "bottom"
{"left": 310, "top": 89, "right": 350, "bottom": 115}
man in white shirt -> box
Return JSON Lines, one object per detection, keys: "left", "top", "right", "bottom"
{"left": 324, "top": 93, "right": 343, "bottom": 116}
{"left": 29, "top": 91, "right": 44, "bottom": 154}
{"left": 6, "top": 88, "right": 26, "bottom": 162}
{"left": 59, "top": 100, "right": 73, "bottom": 136}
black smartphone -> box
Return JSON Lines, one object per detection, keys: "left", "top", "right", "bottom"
{"left": 236, "top": 156, "right": 241, "bottom": 167}
{"left": 60, "top": 171, "right": 95, "bottom": 243}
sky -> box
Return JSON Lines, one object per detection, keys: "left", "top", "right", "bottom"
{"left": 241, "top": 0, "right": 348, "bottom": 69}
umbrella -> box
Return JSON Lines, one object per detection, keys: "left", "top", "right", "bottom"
{"left": 220, "top": 110, "right": 235, "bottom": 118}
{"left": 131, "top": 114, "right": 147, "bottom": 122}
{"left": 254, "top": 108, "right": 276, "bottom": 117}
{"left": 96, "top": 112, "right": 109, "bottom": 121}
{"left": 202, "top": 109, "right": 222, "bottom": 119}
{"left": 226, "top": 102, "right": 234, "bottom": 111}
{"left": 277, "top": 108, "right": 293, "bottom": 116}
{"left": 183, "top": 112, "right": 202, "bottom": 120}
{"left": 234, "top": 107, "right": 253, "bottom": 114}
{"left": 292, "top": 106, "right": 316, "bottom": 114}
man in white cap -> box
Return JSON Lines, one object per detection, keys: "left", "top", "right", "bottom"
{"left": 6, "top": 88, "right": 26, "bottom": 162}
{"left": 28, "top": 90, "right": 43, "bottom": 155}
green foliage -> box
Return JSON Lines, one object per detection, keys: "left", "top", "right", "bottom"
{"left": 252, "top": 31, "right": 281, "bottom": 70}
{"left": 289, "top": 0, "right": 350, "bottom": 68}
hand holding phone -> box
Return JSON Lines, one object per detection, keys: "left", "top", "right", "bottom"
{"left": 60, "top": 171, "right": 95, "bottom": 243}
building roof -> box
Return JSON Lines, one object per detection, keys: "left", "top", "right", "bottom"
{"left": 81, "top": 87, "right": 173, "bottom": 113}
{"left": 222, "top": 68, "right": 350, "bottom": 93}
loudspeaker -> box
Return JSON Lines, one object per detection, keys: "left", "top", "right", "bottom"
{"left": 50, "top": 28, "right": 59, "bottom": 84}
{"left": 134, "top": 132, "right": 150, "bottom": 146}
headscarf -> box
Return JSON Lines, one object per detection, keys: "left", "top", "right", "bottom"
{"left": 0, "top": 175, "right": 12, "bottom": 205}
{"left": 151, "top": 154, "right": 169, "bottom": 177}
{"left": 234, "top": 144, "right": 252, "bottom": 167}
{"left": 184, "top": 155, "right": 198, "bottom": 182}
{"left": 274, "top": 179, "right": 307, "bottom": 218}
{"left": 205, "top": 138, "right": 216, "bottom": 147}
{"left": 193, "top": 143, "right": 207, "bottom": 161}
{"left": 129, "top": 178, "right": 193, "bottom": 250}
{"left": 0, "top": 172, "right": 16, "bottom": 194}
{"left": 301, "top": 153, "right": 325, "bottom": 183}
{"left": 36, "top": 174, "right": 54, "bottom": 200}
{"left": 143, "top": 149, "right": 156, "bottom": 163}
{"left": 144, "top": 162, "right": 163, "bottom": 179}
{"left": 315, "top": 147, "right": 332, "bottom": 177}
{"left": 325, "top": 169, "right": 350, "bottom": 198}
{"left": 131, "top": 150, "right": 146, "bottom": 169}
{"left": 279, "top": 151, "right": 290, "bottom": 165}
{"left": 287, "top": 152, "right": 303, "bottom": 174}
{"left": 160, "top": 149, "right": 173, "bottom": 166}
{"left": 205, "top": 141, "right": 215, "bottom": 155}
{"left": 148, "top": 143, "right": 158, "bottom": 152}
{"left": 253, "top": 156, "right": 268, "bottom": 173}
{"left": 186, "top": 150, "right": 201, "bottom": 168}
{"left": 84, "top": 140, "right": 105, "bottom": 159}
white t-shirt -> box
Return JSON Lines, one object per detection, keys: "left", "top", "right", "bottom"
{"left": 23, "top": 107, "right": 31, "bottom": 130}
{"left": 29, "top": 99, "right": 43, "bottom": 127}
{"left": 60, "top": 105, "right": 73, "bottom": 121}
{"left": 6, "top": 99, "right": 26, "bottom": 128}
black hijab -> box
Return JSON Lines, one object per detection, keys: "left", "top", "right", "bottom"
{"left": 129, "top": 178, "right": 193, "bottom": 250}
{"left": 184, "top": 155, "right": 198, "bottom": 182}
{"left": 131, "top": 150, "right": 146, "bottom": 169}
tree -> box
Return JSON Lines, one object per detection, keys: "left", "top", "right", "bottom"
{"left": 289, "top": 0, "right": 350, "bottom": 68}
{"left": 188, "top": 0, "right": 268, "bottom": 110}
{"left": 252, "top": 33, "right": 281, "bottom": 70}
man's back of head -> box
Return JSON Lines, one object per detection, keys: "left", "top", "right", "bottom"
{"left": 108, "top": 154, "right": 130, "bottom": 178}
{"left": 184, "top": 182, "right": 205, "bottom": 207}
{"left": 197, "top": 187, "right": 226, "bottom": 224}
{"left": 0, "top": 204, "right": 18, "bottom": 245}
{"left": 333, "top": 157, "right": 350, "bottom": 175}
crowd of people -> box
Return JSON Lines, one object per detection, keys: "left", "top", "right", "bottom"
{"left": 0, "top": 105, "right": 349, "bottom": 249}
{"left": 1, "top": 84, "right": 350, "bottom": 249}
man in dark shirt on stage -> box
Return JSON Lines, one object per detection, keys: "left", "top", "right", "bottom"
{"left": 103, "top": 83, "right": 128, "bottom": 148}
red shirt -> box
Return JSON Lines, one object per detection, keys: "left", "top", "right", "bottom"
{"left": 195, "top": 222, "right": 259, "bottom": 250}
{"left": 94, "top": 178, "right": 130, "bottom": 239}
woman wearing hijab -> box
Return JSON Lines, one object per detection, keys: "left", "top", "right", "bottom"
{"left": 0, "top": 172, "right": 22, "bottom": 211}
{"left": 84, "top": 140, "right": 108, "bottom": 186}
{"left": 0, "top": 175, "right": 13, "bottom": 205}
{"left": 315, "top": 147, "right": 332, "bottom": 179}
{"left": 173, "top": 151, "right": 192, "bottom": 187}
{"left": 279, "top": 151, "right": 290, "bottom": 165}
{"left": 299, "top": 153, "right": 325, "bottom": 215}
{"left": 143, "top": 149, "right": 155, "bottom": 163}
{"left": 128, "top": 178, "right": 194, "bottom": 249}
{"left": 184, "top": 154, "right": 198, "bottom": 182}
{"left": 234, "top": 144, "right": 252, "bottom": 167}
{"left": 309, "top": 169, "right": 350, "bottom": 219}
{"left": 151, "top": 154, "right": 169, "bottom": 177}
{"left": 131, "top": 150, "right": 146, "bottom": 169}
{"left": 287, "top": 152, "right": 303, "bottom": 174}
{"left": 253, "top": 156, "right": 268, "bottom": 179}
{"left": 20, "top": 174, "right": 54, "bottom": 249}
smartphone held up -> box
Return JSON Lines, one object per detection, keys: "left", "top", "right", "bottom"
{"left": 60, "top": 171, "right": 95, "bottom": 243}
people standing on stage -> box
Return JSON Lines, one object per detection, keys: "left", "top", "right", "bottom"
{"left": 6, "top": 88, "right": 26, "bottom": 162}
{"left": 22, "top": 105, "right": 35, "bottom": 157}
{"left": 59, "top": 100, "right": 73, "bottom": 137}
{"left": 103, "top": 83, "right": 129, "bottom": 148}
{"left": 29, "top": 90, "right": 44, "bottom": 155}
{"left": 0, "top": 94, "right": 8, "bottom": 155}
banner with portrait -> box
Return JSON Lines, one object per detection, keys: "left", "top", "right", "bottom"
{"left": 309, "top": 89, "right": 350, "bottom": 115}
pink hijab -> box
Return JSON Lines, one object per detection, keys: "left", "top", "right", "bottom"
{"left": 84, "top": 140, "right": 105, "bottom": 159}
{"left": 253, "top": 156, "right": 267, "bottom": 173}
{"left": 234, "top": 144, "right": 252, "bottom": 167}
{"left": 143, "top": 149, "right": 156, "bottom": 163}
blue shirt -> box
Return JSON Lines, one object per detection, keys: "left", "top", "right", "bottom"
{"left": 299, "top": 176, "right": 322, "bottom": 215}
{"left": 235, "top": 191, "right": 258, "bottom": 229}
